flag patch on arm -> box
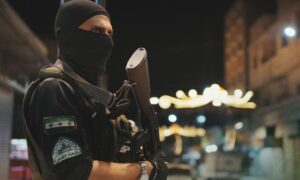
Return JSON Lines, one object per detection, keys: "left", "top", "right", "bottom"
{"left": 43, "top": 116, "right": 77, "bottom": 135}
{"left": 52, "top": 137, "right": 82, "bottom": 165}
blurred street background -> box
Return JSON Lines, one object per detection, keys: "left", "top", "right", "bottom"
{"left": 0, "top": 0, "right": 300, "bottom": 179}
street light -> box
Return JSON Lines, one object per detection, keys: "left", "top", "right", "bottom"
{"left": 150, "top": 97, "right": 159, "bottom": 105}
{"left": 234, "top": 122, "right": 244, "bottom": 130}
{"left": 168, "top": 114, "right": 177, "bottom": 123}
{"left": 196, "top": 115, "right": 206, "bottom": 124}
{"left": 284, "top": 26, "right": 297, "bottom": 38}
{"left": 205, "top": 144, "right": 218, "bottom": 153}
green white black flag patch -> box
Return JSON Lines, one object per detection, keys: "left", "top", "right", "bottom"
{"left": 52, "top": 137, "right": 82, "bottom": 165}
{"left": 44, "top": 116, "right": 76, "bottom": 129}
{"left": 43, "top": 116, "right": 77, "bottom": 135}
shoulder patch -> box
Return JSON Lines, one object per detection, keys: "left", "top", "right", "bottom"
{"left": 52, "top": 137, "right": 82, "bottom": 165}
{"left": 43, "top": 116, "right": 77, "bottom": 135}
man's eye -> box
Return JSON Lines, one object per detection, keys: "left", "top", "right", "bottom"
{"left": 91, "top": 28, "right": 103, "bottom": 34}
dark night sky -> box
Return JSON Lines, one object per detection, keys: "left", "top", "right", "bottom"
{"left": 106, "top": 0, "right": 234, "bottom": 96}
{"left": 9, "top": 0, "right": 234, "bottom": 96}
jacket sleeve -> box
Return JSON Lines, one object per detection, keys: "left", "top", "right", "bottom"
{"left": 28, "top": 77, "right": 93, "bottom": 180}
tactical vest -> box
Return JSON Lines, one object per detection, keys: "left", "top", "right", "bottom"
{"left": 23, "top": 60, "right": 119, "bottom": 179}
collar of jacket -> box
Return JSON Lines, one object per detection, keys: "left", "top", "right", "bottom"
{"left": 39, "top": 59, "right": 116, "bottom": 108}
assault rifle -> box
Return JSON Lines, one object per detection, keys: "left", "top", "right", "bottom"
{"left": 126, "top": 47, "right": 161, "bottom": 159}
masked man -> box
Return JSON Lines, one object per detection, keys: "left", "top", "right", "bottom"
{"left": 22, "top": 0, "right": 167, "bottom": 179}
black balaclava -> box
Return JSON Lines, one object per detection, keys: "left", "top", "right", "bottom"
{"left": 55, "top": 0, "right": 113, "bottom": 85}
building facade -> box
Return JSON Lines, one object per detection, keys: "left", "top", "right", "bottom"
{"left": 224, "top": 0, "right": 276, "bottom": 91}
{"left": 224, "top": 0, "right": 247, "bottom": 91}
{"left": 225, "top": 0, "right": 300, "bottom": 179}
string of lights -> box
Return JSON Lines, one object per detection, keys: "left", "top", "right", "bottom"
{"left": 150, "top": 83, "right": 256, "bottom": 109}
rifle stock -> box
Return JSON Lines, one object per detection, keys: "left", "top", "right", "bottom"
{"left": 126, "top": 48, "right": 160, "bottom": 158}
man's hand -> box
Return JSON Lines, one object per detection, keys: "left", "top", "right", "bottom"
{"left": 107, "top": 81, "right": 133, "bottom": 118}
{"left": 149, "top": 152, "right": 168, "bottom": 180}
